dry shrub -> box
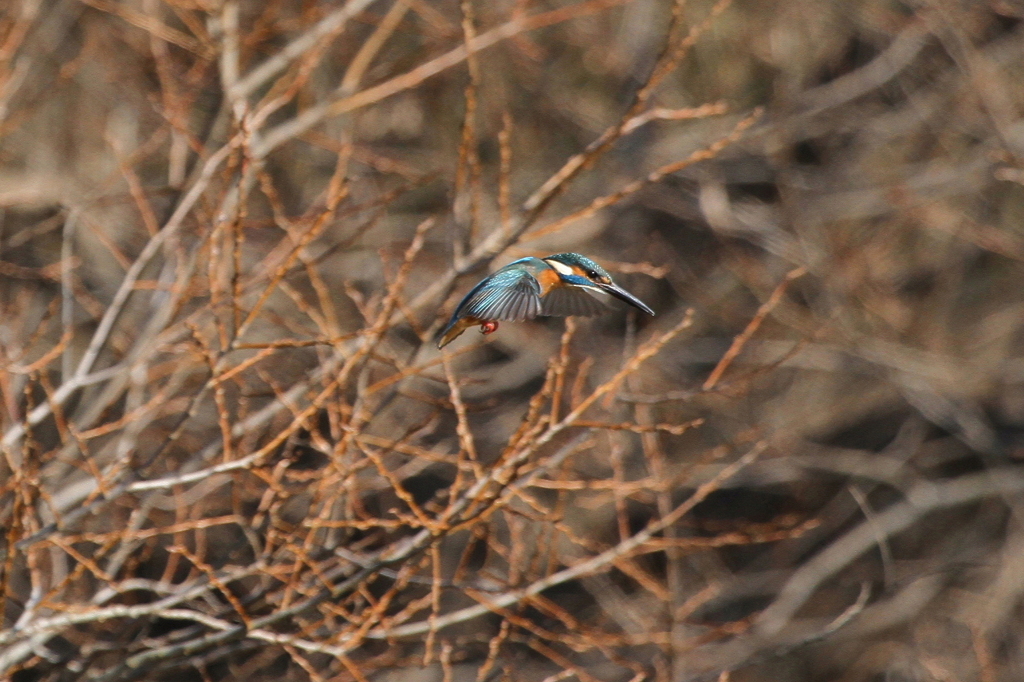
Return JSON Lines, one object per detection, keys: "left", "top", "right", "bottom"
{"left": 3, "top": 1, "right": 1024, "bottom": 681}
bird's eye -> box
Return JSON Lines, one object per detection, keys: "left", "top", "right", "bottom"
{"left": 586, "top": 270, "right": 598, "bottom": 279}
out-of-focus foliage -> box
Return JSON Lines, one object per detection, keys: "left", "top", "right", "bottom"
{"left": 3, "top": 0, "right": 1024, "bottom": 681}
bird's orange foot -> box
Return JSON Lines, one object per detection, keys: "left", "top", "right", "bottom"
{"left": 480, "top": 321, "right": 499, "bottom": 335}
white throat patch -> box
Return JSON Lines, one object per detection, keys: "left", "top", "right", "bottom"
{"left": 544, "top": 259, "right": 574, "bottom": 276}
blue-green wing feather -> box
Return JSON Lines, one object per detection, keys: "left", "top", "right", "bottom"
{"left": 457, "top": 268, "right": 542, "bottom": 322}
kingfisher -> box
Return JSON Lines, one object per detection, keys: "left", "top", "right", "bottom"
{"left": 437, "top": 253, "right": 655, "bottom": 348}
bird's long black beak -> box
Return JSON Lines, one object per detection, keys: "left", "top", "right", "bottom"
{"left": 598, "top": 282, "right": 655, "bottom": 316}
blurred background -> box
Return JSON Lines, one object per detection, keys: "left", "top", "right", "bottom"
{"left": 3, "top": 0, "right": 1024, "bottom": 680}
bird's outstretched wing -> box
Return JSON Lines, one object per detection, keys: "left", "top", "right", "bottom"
{"left": 458, "top": 268, "right": 543, "bottom": 321}
{"left": 540, "top": 285, "right": 608, "bottom": 317}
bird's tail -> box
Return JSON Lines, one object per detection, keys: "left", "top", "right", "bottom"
{"left": 437, "top": 319, "right": 469, "bottom": 349}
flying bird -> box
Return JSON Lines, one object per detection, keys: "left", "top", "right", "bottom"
{"left": 437, "top": 253, "right": 655, "bottom": 348}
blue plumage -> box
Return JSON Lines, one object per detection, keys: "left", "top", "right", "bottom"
{"left": 437, "top": 253, "right": 654, "bottom": 348}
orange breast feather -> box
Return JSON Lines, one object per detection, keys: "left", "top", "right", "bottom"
{"left": 535, "top": 267, "right": 562, "bottom": 296}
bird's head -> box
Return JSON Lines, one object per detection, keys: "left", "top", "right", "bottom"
{"left": 542, "top": 253, "right": 655, "bottom": 315}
